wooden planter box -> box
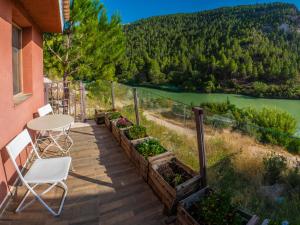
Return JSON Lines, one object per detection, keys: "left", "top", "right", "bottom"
{"left": 95, "top": 110, "right": 106, "bottom": 125}
{"left": 119, "top": 130, "right": 144, "bottom": 159}
{"left": 131, "top": 138, "right": 175, "bottom": 182}
{"left": 148, "top": 156, "right": 201, "bottom": 214}
{"left": 111, "top": 119, "right": 133, "bottom": 143}
{"left": 176, "top": 187, "right": 260, "bottom": 225}
{"left": 104, "top": 113, "right": 112, "bottom": 131}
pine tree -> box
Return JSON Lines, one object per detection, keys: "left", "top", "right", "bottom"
{"left": 44, "top": 0, "right": 125, "bottom": 83}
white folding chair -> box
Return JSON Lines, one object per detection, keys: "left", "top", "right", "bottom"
{"left": 38, "top": 103, "right": 54, "bottom": 117}
{"left": 6, "top": 129, "right": 71, "bottom": 216}
{"left": 37, "top": 104, "right": 73, "bottom": 158}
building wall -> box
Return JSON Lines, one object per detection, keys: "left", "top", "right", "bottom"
{"left": 0, "top": 0, "right": 44, "bottom": 208}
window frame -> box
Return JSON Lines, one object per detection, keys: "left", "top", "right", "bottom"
{"left": 12, "top": 23, "right": 23, "bottom": 96}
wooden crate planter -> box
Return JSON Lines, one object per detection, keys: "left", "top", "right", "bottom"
{"left": 119, "top": 130, "right": 140, "bottom": 159}
{"left": 176, "top": 187, "right": 260, "bottom": 225}
{"left": 111, "top": 119, "right": 133, "bottom": 143}
{"left": 104, "top": 113, "right": 112, "bottom": 131}
{"left": 95, "top": 110, "right": 106, "bottom": 125}
{"left": 148, "top": 156, "right": 201, "bottom": 213}
{"left": 131, "top": 138, "right": 175, "bottom": 182}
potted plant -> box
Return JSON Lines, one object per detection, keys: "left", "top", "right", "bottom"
{"left": 111, "top": 117, "right": 133, "bottom": 143}
{"left": 131, "top": 138, "right": 174, "bottom": 182}
{"left": 176, "top": 187, "right": 259, "bottom": 225}
{"left": 120, "top": 125, "right": 148, "bottom": 159}
{"left": 148, "top": 156, "right": 201, "bottom": 214}
{"left": 105, "top": 111, "right": 121, "bottom": 131}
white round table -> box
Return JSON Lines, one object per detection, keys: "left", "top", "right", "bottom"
{"left": 27, "top": 115, "right": 74, "bottom": 164}
{"left": 27, "top": 115, "right": 74, "bottom": 131}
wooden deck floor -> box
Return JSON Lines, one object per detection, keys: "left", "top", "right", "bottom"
{"left": 0, "top": 124, "right": 167, "bottom": 225}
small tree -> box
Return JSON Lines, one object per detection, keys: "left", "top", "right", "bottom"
{"left": 44, "top": 0, "right": 125, "bottom": 111}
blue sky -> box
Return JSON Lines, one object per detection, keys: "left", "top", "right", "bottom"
{"left": 101, "top": 0, "right": 300, "bottom": 23}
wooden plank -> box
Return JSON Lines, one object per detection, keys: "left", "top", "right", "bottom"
{"left": 0, "top": 125, "right": 166, "bottom": 225}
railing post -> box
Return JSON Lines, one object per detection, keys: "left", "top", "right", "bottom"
{"left": 133, "top": 88, "right": 140, "bottom": 126}
{"left": 80, "top": 81, "right": 86, "bottom": 122}
{"left": 193, "top": 107, "right": 207, "bottom": 188}
{"left": 44, "top": 83, "right": 50, "bottom": 104}
{"left": 111, "top": 81, "right": 116, "bottom": 111}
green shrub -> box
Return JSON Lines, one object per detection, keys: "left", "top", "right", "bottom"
{"left": 201, "top": 99, "right": 235, "bottom": 115}
{"left": 125, "top": 125, "right": 147, "bottom": 140}
{"left": 189, "top": 191, "right": 244, "bottom": 225}
{"left": 285, "top": 167, "right": 300, "bottom": 189}
{"left": 136, "top": 139, "right": 166, "bottom": 159}
{"left": 108, "top": 112, "right": 121, "bottom": 120}
{"left": 287, "top": 138, "right": 300, "bottom": 154}
{"left": 263, "top": 154, "right": 287, "bottom": 185}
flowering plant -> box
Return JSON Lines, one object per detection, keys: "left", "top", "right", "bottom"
{"left": 116, "top": 118, "right": 132, "bottom": 128}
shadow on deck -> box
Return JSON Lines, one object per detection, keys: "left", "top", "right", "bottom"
{"left": 0, "top": 124, "right": 167, "bottom": 225}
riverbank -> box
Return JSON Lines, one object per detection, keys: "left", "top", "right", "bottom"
{"left": 135, "top": 86, "right": 300, "bottom": 130}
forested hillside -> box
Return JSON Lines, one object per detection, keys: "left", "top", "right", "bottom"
{"left": 118, "top": 3, "right": 300, "bottom": 98}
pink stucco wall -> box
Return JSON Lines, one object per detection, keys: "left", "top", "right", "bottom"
{"left": 0, "top": 0, "right": 44, "bottom": 207}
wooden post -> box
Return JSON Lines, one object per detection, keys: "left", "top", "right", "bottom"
{"left": 111, "top": 81, "right": 116, "bottom": 111}
{"left": 44, "top": 83, "right": 50, "bottom": 104}
{"left": 193, "top": 107, "right": 207, "bottom": 188}
{"left": 133, "top": 88, "right": 140, "bottom": 126}
{"left": 82, "top": 82, "right": 87, "bottom": 121}
{"left": 79, "top": 81, "right": 86, "bottom": 122}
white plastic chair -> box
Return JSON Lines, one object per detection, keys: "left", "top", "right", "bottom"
{"left": 6, "top": 129, "right": 71, "bottom": 216}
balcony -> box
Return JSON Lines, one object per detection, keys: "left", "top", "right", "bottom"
{"left": 0, "top": 123, "right": 168, "bottom": 225}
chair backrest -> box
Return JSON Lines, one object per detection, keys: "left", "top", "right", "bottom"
{"left": 6, "top": 129, "right": 40, "bottom": 170}
{"left": 38, "top": 104, "right": 53, "bottom": 117}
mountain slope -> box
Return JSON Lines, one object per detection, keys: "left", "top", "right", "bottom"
{"left": 118, "top": 3, "right": 300, "bottom": 98}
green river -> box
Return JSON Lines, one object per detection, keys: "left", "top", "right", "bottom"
{"left": 137, "top": 87, "right": 300, "bottom": 129}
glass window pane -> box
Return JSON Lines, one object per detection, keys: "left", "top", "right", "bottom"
{"left": 12, "top": 25, "right": 21, "bottom": 95}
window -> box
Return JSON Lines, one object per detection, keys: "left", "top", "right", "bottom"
{"left": 12, "top": 25, "right": 22, "bottom": 95}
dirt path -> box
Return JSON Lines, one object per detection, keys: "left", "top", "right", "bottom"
{"left": 143, "top": 110, "right": 299, "bottom": 167}
{"left": 143, "top": 111, "right": 196, "bottom": 137}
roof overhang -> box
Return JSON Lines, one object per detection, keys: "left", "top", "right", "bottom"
{"left": 16, "top": 0, "right": 70, "bottom": 33}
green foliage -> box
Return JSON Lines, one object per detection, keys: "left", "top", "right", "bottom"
{"left": 286, "top": 167, "right": 300, "bottom": 189}
{"left": 108, "top": 112, "right": 121, "bottom": 120}
{"left": 201, "top": 99, "right": 234, "bottom": 115}
{"left": 287, "top": 138, "right": 300, "bottom": 154}
{"left": 125, "top": 125, "right": 147, "bottom": 140}
{"left": 44, "top": 0, "right": 125, "bottom": 83}
{"left": 118, "top": 3, "right": 300, "bottom": 98}
{"left": 266, "top": 220, "right": 282, "bottom": 225}
{"left": 263, "top": 154, "right": 287, "bottom": 185}
{"left": 203, "top": 101, "right": 299, "bottom": 152}
{"left": 136, "top": 139, "right": 166, "bottom": 159}
{"left": 189, "top": 191, "right": 244, "bottom": 225}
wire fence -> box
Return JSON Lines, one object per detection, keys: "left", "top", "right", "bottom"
{"left": 84, "top": 80, "right": 300, "bottom": 224}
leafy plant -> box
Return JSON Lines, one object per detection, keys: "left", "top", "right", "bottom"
{"left": 263, "top": 154, "right": 287, "bottom": 185}
{"left": 136, "top": 139, "right": 166, "bottom": 159}
{"left": 116, "top": 118, "right": 132, "bottom": 128}
{"left": 267, "top": 220, "right": 285, "bottom": 225}
{"left": 174, "top": 174, "right": 183, "bottom": 186}
{"left": 158, "top": 160, "right": 191, "bottom": 188}
{"left": 287, "top": 138, "right": 300, "bottom": 154}
{"left": 108, "top": 112, "right": 121, "bottom": 120}
{"left": 285, "top": 167, "right": 300, "bottom": 189}
{"left": 188, "top": 191, "right": 244, "bottom": 225}
{"left": 125, "top": 125, "right": 147, "bottom": 140}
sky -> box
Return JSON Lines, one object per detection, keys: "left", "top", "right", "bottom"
{"left": 101, "top": 0, "right": 300, "bottom": 23}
